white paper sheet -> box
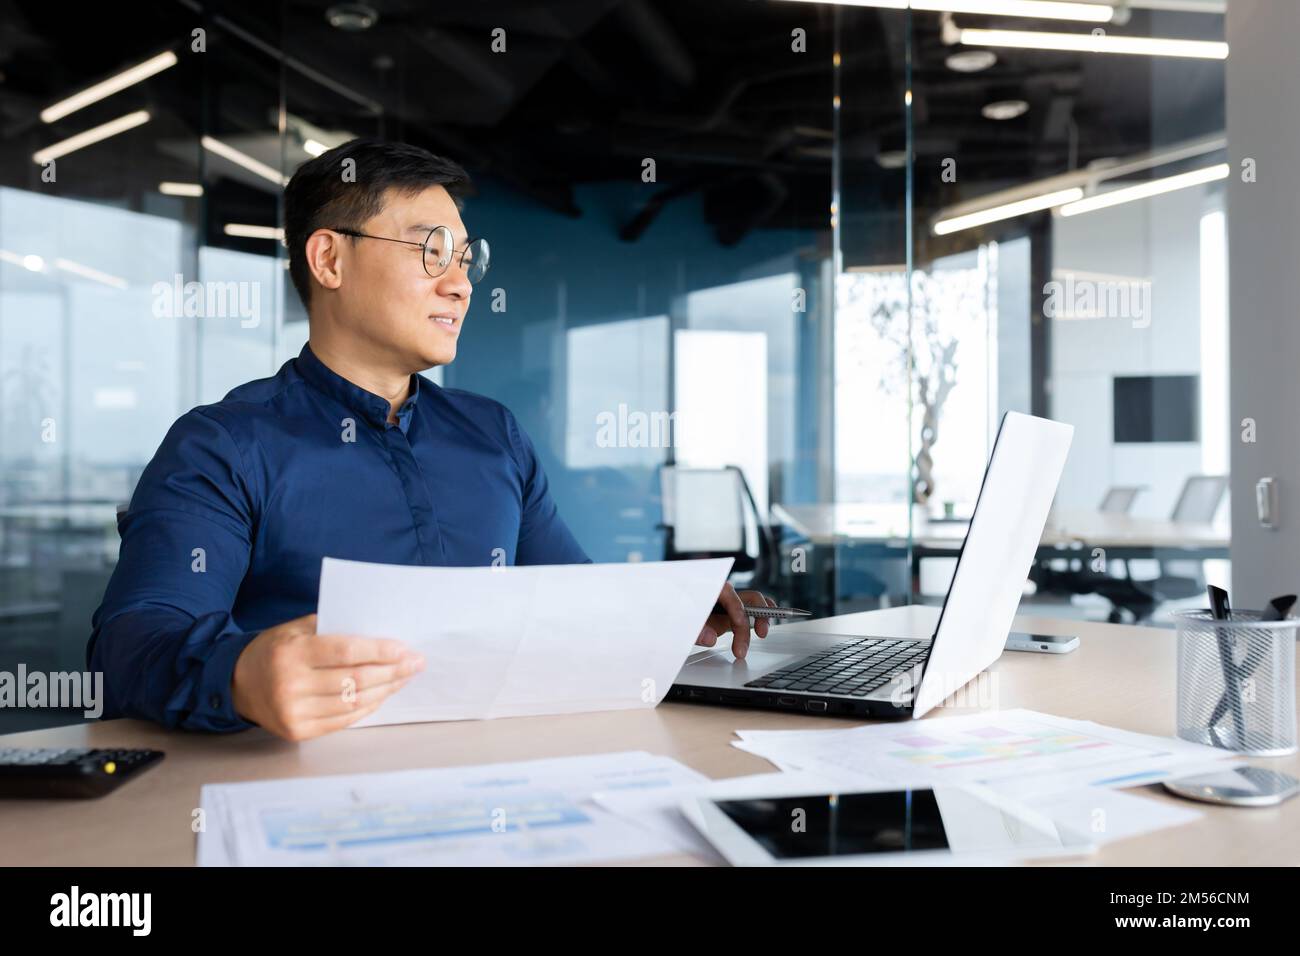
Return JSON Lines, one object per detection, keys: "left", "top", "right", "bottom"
{"left": 1011, "top": 786, "right": 1202, "bottom": 846}
{"left": 316, "top": 556, "right": 732, "bottom": 726}
{"left": 197, "top": 751, "right": 708, "bottom": 867}
{"left": 592, "top": 770, "right": 844, "bottom": 860}
{"left": 730, "top": 709, "right": 1235, "bottom": 793}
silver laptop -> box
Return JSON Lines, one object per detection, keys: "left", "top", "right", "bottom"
{"left": 669, "top": 411, "right": 1074, "bottom": 720}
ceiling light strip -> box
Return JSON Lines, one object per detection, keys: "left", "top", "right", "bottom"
{"left": 32, "top": 110, "right": 152, "bottom": 165}
{"left": 1059, "top": 163, "right": 1230, "bottom": 216}
{"left": 960, "top": 27, "right": 1228, "bottom": 59}
{"left": 934, "top": 187, "right": 1083, "bottom": 234}
{"left": 776, "top": 0, "right": 1113, "bottom": 22}
{"left": 202, "top": 136, "right": 289, "bottom": 186}
{"left": 40, "top": 51, "right": 178, "bottom": 124}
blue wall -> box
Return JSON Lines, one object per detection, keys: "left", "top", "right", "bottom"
{"left": 444, "top": 176, "right": 824, "bottom": 562}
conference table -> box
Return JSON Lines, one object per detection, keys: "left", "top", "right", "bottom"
{"left": 770, "top": 503, "right": 1230, "bottom": 611}
{"left": 770, "top": 503, "right": 1229, "bottom": 553}
{"left": 1, "top": 604, "right": 1294, "bottom": 866}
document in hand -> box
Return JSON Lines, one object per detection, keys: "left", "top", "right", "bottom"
{"left": 316, "top": 556, "right": 733, "bottom": 727}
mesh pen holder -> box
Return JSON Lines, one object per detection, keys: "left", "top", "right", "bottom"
{"left": 1173, "top": 609, "right": 1297, "bottom": 756}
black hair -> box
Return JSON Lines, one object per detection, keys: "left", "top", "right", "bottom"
{"left": 283, "top": 138, "right": 472, "bottom": 307}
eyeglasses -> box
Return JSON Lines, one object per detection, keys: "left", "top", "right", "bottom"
{"left": 329, "top": 224, "right": 490, "bottom": 284}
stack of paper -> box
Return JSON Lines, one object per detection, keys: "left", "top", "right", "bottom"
{"left": 730, "top": 709, "right": 1234, "bottom": 795}
{"left": 718, "top": 708, "right": 1228, "bottom": 848}
{"left": 198, "top": 712, "right": 1221, "bottom": 866}
{"left": 198, "top": 752, "right": 708, "bottom": 867}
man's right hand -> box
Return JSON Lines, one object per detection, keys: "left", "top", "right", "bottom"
{"left": 231, "top": 613, "right": 424, "bottom": 741}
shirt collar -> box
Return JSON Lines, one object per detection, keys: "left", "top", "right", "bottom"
{"left": 295, "top": 342, "right": 420, "bottom": 433}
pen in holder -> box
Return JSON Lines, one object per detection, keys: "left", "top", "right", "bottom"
{"left": 1173, "top": 608, "right": 1298, "bottom": 756}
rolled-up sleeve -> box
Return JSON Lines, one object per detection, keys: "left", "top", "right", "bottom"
{"left": 88, "top": 408, "right": 260, "bottom": 731}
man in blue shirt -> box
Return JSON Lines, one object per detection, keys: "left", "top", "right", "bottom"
{"left": 88, "top": 139, "right": 772, "bottom": 740}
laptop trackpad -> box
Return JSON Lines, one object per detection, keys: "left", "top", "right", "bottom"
{"left": 684, "top": 646, "right": 806, "bottom": 674}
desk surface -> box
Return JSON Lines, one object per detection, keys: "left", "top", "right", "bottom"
{"left": 1, "top": 606, "right": 1294, "bottom": 866}
{"left": 772, "top": 502, "right": 1229, "bottom": 551}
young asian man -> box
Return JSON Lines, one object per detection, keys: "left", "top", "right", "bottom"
{"left": 87, "top": 139, "right": 774, "bottom": 741}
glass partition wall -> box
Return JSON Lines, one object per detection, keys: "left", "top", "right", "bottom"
{"left": 826, "top": 5, "right": 914, "bottom": 613}
{"left": 898, "top": 1, "right": 1230, "bottom": 622}
{"left": 0, "top": 1, "right": 914, "bottom": 732}
{"left": 0, "top": 0, "right": 1231, "bottom": 734}
{"left": 1, "top": 3, "right": 209, "bottom": 731}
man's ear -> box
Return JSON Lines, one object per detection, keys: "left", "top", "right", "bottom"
{"left": 304, "top": 229, "right": 344, "bottom": 293}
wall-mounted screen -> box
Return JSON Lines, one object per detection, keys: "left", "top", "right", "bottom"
{"left": 1113, "top": 375, "right": 1200, "bottom": 443}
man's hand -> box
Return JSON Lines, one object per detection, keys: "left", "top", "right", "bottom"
{"left": 231, "top": 613, "right": 425, "bottom": 741}
{"left": 696, "top": 584, "right": 777, "bottom": 661}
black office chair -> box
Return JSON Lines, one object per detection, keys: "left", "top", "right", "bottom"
{"left": 1096, "top": 485, "right": 1146, "bottom": 581}
{"left": 1030, "top": 485, "right": 1146, "bottom": 599}
{"left": 1150, "top": 475, "right": 1229, "bottom": 598}
{"left": 657, "top": 464, "right": 778, "bottom": 591}
{"left": 1095, "top": 475, "right": 1228, "bottom": 622}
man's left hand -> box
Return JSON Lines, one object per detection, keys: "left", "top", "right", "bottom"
{"left": 697, "top": 583, "right": 776, "bottom": 661}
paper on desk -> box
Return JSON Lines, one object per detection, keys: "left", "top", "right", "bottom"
{"left": 592, "top": 766, "right": 1201, "bottom": 862}
{"left": 730, "top": 709, "right": 1234, "bottom": 793}
{"left": 1010, "top": 786, "right": 1201, "bottom": 846}
{"left": 592, "top": 770, "right": 845, "bottom": 860}
{"left": 197, "top": 751, "right": 707, "bottom": 867}
{"left": 316, "top": 556, "right": 732, "bottom": 726}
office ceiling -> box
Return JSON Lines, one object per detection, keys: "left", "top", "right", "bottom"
{"left": 0, "top": 0, "right": 1226, "bottom": 261}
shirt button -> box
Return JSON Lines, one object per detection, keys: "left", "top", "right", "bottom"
{"left": 209, "top": 693, "right": 222, "bottom": 710}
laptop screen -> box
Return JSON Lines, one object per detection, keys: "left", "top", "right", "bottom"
{"left": 907, "top": 412, "right": 1073, "bottom": 718}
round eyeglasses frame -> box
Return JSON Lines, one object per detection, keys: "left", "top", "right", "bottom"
{"left": 328, "top": 225, "right": 489, "bottom": 283}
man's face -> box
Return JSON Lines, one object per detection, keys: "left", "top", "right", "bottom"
{"left": 335, "top": 184, "right": 473, "bottom": 370}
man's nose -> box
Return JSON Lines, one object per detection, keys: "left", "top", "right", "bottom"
{"left": 436, "top": 264, "right": 472, "bottom": 299}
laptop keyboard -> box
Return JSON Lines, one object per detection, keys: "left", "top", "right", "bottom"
{"left": 744, "top": 638, "right": 930, "bottom": 697}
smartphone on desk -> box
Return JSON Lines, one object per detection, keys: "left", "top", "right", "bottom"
{"left": 1005, "top": 632, "right": 1078, "bottom": 654}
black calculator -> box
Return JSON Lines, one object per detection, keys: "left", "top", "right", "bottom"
{"left": 0, "top": 747, "right": 164, "bottom": 798}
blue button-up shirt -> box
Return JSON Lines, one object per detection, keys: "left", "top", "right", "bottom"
{"left": 88, "top": 344, "right": 590, "bottom": 732}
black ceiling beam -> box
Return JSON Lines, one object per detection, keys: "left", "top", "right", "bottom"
{"left": 614, "top": 0, "right": 696, "bottom": 88}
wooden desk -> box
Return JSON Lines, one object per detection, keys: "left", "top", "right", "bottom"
{"left": 1, "top": 606, "right": 1295, "bottom": 866}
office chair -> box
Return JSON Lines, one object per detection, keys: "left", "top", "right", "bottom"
{"left": 1095, "top": 475, "right": 1228, "bottom": 622}
{"left": 657, "top": 464, "right": 778, "bottom": 591}
{"left": 1030, "top": 484, "right": 1147, "bottom": 600}
{"left": 1170, "top": 475, "right": 1229, "bottom": 525}
{"left": 1099, "top": 486, "right": 1144, "bottom": 514}
{"left": 1153, "top": 474, "right": 1229, "bottom": 597}
{"left": 1095, "top": 485, "right": 1145, "bottom": 580}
